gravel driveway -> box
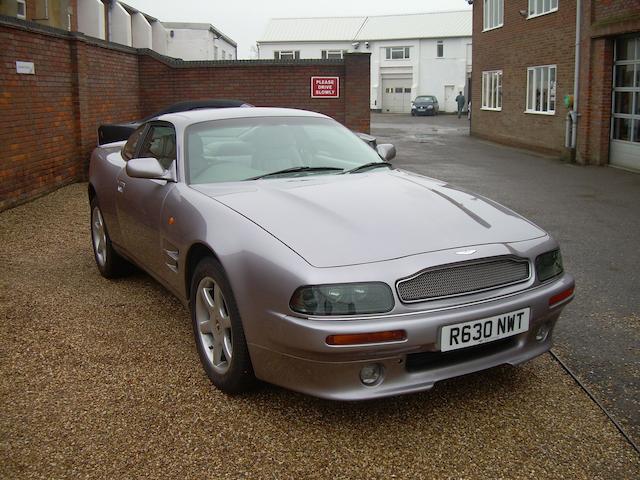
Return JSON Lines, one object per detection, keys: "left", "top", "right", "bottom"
{"left": 1, "top": 183, "right": 639, "bottom": 479}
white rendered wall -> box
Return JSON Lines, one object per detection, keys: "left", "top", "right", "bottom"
{"left": 131, "top": 12, "right": 152, "bottom": 49}
{"left": 258, "top": 41, "right": 354, "bottom": 60}
{"left": 151, "top": 21, "right": 168, "bottom": 55}
{"left": 110, "top": 1, "right": 132, "bottom": 46}
{"left": 77, "top": 0, "right": 105, "bottom": 40}
{"left": 215, "top": 37, "right": 237, "bottom": 60}
{"left": 167, "top": 29, "right": 213, "bottom": 60}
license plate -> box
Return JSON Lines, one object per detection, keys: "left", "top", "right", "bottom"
{"left": 440, "top": 308, "right": 530, "bottom": 352}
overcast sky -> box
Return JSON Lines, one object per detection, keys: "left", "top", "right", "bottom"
{"left": 121, "top": 0, "right": 472, "bottom": 58}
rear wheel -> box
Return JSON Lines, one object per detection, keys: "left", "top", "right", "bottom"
{"left": 191, "top": 257, "right": 255, "bottom": 393}
{"left": 90, "top": 198, "right": 131, "bottom": 278}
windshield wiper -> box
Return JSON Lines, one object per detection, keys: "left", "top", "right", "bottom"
{"left": 247, "top": 166, "right": 343, "bottom": 180}
{"left": 345, "top": 162, "right": 393, "bottom": 174}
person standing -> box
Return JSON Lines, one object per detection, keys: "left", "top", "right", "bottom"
{"left": 455, "top": 91, "right": 466, "bottom": 119}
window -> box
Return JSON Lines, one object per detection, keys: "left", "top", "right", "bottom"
{"left": 321, "top": 50, "right": 346, "bottom": 60}
{"left": 437, "top": 41, "right": 444, "bottom": 58}
{"left": 138, "top": 124, "right": 176, "bottom": 169}
{"left": 482, "top": 70, "right": 503, "bottom": 110}
{"left": 16, "top": 0, "right": 26, "bottom": 19}
{"left": 528, "top": 0, "right": 559, "bottom": 18}
{"left": 483, "top": 0, "right": 504, "bottom": 31}
{"left": 121, "top": 126, "right": 147, "bottom": 161}
{"left": 274, "top": 50, "right": 300, "bottom": 60}
{"left": 385, "top": 47, "right": 410, "bottom": 60}
{"left": 222, "top": 49, "right": 226, "bottom": 59}
{"left": 526, "top": 65, "right": 557, "bottom": 114}
{"left": 214, "top": 46, "right": 218, "bottom": 60}
{"left": 612, "top": 37, "right": 640, "bottom": 143}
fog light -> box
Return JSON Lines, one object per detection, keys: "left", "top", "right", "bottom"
{"left": 536, "top": 324, "right": 550, "bottom": 342}
{"left": 360, "top": 364, "right": 383, "bottom": 386}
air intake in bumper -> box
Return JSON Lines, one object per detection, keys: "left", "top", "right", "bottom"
{"left": 396, "top": 257, "right": 530, "bottom": 303}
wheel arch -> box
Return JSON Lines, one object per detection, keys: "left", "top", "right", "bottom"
{"left": 184, "top": 242, "right": 223, "bottom": 303}
{"left": 88, "top": 183, "right": 97, "bottom": 203}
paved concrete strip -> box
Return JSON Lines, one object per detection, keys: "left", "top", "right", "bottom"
{"left": 372, "top": 113, "right": 640, "bottom": 446}
{"left": 1, "top": 184, "right": 639, "bottom": 479}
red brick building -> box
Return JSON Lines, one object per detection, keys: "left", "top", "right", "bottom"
{"left": 471, "top": 0, "right": 640, "bottom": 171}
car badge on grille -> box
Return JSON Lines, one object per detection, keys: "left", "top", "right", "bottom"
{"left": 455, "top": 249, "right": 477, "bottom": 255}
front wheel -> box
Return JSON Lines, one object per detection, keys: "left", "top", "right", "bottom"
{"left": 191, "top": 257, "right": 255, "bottom": 393}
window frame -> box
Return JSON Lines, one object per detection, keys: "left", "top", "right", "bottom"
{"left": 274, "top": 50, "right": 300, "bottom": 60}
{"left": 525, "top": 64, "right": 557, "bottom": 115}
{"left": 481, "top": 70, "right": 503, "bottom": 111}
{"left": 16, "top": 0, "right": 26, "bottom": 19}
{"left": 527, "top": 0, "right": 559, "bottom": 20}
{"left": 137, "top": 122, "right": 177, "bottom": 170}
{"left": 483, "top": 0, "right": 504, "bottom": 32}
{"left": 321, "top": 50, "right": 345, "bottom": 60}
{"left": 385, "top": 47, "right": 411, "bottom": 60}
{"left": 436, "top": 40, "right": 444, "bottom": 59}
{"left": 121, "top": 125, "right": 149, "bottom": 161}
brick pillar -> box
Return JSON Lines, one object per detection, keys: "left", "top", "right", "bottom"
{"left": 577, "top": 37, "right": 613, "bottom": 165}
{"left": 70, "top": 38, "right": 94, "bottom": 178}
{"left": 343, "top": 53, "right": 371, "bottom": 134}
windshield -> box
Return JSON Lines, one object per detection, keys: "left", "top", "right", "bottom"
{"left": 415, "top": 96, "right": 436, "bottom": 103}
{"left": 185, "top": 116, "right": 384, "bottom": 184}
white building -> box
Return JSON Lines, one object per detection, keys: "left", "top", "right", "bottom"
{"left": 257, "top": 11, "right": 472, "bottom": 113}
{"left": 76, "top": 1, "right": 236, "bottom": 61}
{"left": 162, "top": 23, "right": 237, "bottom": 61}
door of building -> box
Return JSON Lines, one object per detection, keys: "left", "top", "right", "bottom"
{"left": 610, "top": 36, "right": 640, "bottom": 171}
{"left": 444, "top": 85, "right": 456, "bottom": 113}
{"left": 382, "top": 78, "right": 412, "bottom": 113}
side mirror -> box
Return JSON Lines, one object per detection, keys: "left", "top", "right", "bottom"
{"left": 376, "top": 144, "right": 396, "bottom": 162}
{"left": 126, "top": 157, "right": 175, "bottom": 181}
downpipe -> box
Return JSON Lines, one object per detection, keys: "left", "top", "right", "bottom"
{"left": 568, "top": 0, "right": 582, "bottom": 160}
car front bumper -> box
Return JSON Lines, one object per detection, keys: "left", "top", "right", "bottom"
{"left": 248, "top": 273, "right": 574, "bottom": 400}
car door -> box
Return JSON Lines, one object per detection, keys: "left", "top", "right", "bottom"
{"left": 115, "top": 122, "right": 177, "bottom": 276}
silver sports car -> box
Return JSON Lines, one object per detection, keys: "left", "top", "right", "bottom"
{"left": 88, "top": 107, "right": 575, "bottom": 400}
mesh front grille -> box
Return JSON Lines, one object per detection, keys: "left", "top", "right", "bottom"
{"left": 397, "top": 258, "right": 530, "bottom": 302}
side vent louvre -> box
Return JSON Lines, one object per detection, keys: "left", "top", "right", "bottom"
{"left": 164, "top": 248, "right": 179, "bottom": 273}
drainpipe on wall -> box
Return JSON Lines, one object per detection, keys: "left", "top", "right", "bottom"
{"left": 568, "top": 0, "right": 582, "bottom": 160}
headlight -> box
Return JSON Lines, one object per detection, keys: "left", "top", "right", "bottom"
{"left": 535, "top": 250, "right": 563, "bottom": 282}
{"left": 427, "top": 105, "right": 433, "bottom": 109}
{"left": 290, "top": 282, "right": 394, "bottom": 316}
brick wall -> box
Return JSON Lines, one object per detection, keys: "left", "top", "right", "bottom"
{"left": 0, "top": 18, "right": 370, "bottom": 211}
{"left": 471, "top": 0, "right": 577, "bottom": 157}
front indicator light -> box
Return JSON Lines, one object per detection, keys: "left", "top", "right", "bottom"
{"left": 549, "top": 287, "right": 574, "bottom": 306}
{"left": 326, "top": 330, "right": 406, "bottom": 346}
{"left": 290, "top": 282, "right": 394, "bottom": 316}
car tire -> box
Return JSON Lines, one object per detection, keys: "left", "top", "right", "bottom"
{"left": 90, "top": 198, "right": 131, "bottom": 278}
{"left": 190, "top": 256, "right": 255, "bottom": 394}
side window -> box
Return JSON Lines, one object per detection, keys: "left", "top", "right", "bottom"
{"left": 121, "top": 126, "right": 146, "bottom": 161}
{"left": 138, "top": 125, "right": 177, "bottom": 169}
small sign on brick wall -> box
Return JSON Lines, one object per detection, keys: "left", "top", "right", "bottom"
{"left": 16, "top": 61, "right": 35, "bottom": 75}
{"left": 311, "top": 76, "right": 339, "bottom": 98}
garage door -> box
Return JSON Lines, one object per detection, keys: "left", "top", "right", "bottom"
{"left": 382, "top": 78, "right": 412, "bottom": 113}
{"left": 610, "top": 35, "right": 640, "bottom": 171}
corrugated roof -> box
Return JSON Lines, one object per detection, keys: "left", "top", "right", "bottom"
{"left": 258, "top": 10, "right": 471, "bottom": 43}
{"left": 259, "top": 16, "right": 366, "bottom": 42}
{"left": 356, "top": 11, "right": 472, "bottom": 40}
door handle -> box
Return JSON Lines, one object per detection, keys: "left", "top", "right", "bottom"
{"left": 117, "top": 180, "right": 126, "bottom": 193}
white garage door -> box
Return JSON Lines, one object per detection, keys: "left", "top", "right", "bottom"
{"left": 610, "top": 35, "right": 640, "bottom": 171}
{"left": 382, "top": 78, "right": 412, "bottom": 113}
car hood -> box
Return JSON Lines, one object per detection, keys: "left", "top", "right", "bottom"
{"left": 414, "top": 102, "right": 435, "bottom": 106}
{"left": 192, "top": 170, "right": 546, "bottom": 268}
